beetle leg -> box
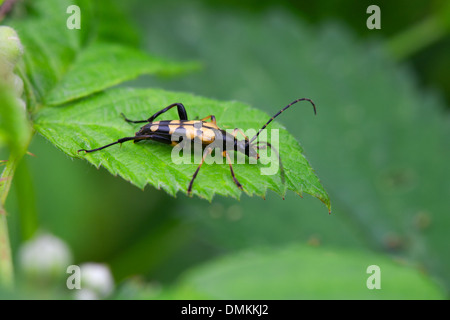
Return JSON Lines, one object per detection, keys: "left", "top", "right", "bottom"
{"left": 120, "top": 113, "right": 148, "bottom": 124}
{"left": 121, "top": 103, "right": 189, "bottom": 124}
{"left": 187, "top": 145, "right": 214, "bottom": 196}
{"left": 224, "top": 151, "right": 243, "bottom": 191}
{"left": 231, "top": 128, "right": 249, "bottom": 142}
{"left": 147, "top": 103, "right": 188, "bottom": 122}
{"left": 78, "top": 135, "right": 154, "bottom": 153}
{"left": 200, "top": 115, "right": 217, "bottom": 125}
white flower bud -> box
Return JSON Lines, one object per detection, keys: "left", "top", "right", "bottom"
{"left": 75, "top": 263, "right": 114, "bottom": 299}
{"left": 0, "top": 26, "right": 26, "bottom": 110}
{"left": 17, "top": 97, "right": 26, "bottom": 110}
{"left": 18, "top": 233, "right": 73, "bottom": 281}
{"left": 0, "top": 26, "right": 24, "bottom": 74}
{"left": 74, "top": 288, "right": 100, "bottom": 300}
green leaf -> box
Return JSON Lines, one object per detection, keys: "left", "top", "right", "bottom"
{"left": 34, "top": 87, "right": 330, "bottom": 210}
{"left": 159, "top": 245, "right": 445, "bottom": 300}
{"left": 44, "top": 42, "right": 200, "bottom": 105}
{"left": 13, "top": 18, "right": 80, "bottom": 103}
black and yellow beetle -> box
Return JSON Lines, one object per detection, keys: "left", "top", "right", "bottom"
{"left": 78, "top": 99, "right": 316, "bottom": 195}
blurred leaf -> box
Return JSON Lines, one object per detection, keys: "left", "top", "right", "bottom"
{"left": 34, "top": 87, "right": 330, "bottom": 209}
{"left": 157, "top": 245, "right": 445, "bottom": 299}
{"left": 109, "top": 216, "right": 191, "bottom": 281}
{"left": 92, "top": 0, "right": 141, "bottom": 46}
{"left": 45, "top": 42, "right": 200, "bottom": 105}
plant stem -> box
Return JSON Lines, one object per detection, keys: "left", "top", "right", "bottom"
{"left": 0, "top": 210, "right": 13, "bottom": 287}
{"left": 387, "top": 14, "right": 450, "bottom": 60}
{"left": 0, "top": 154, "right": 18, "bottom": 204}
{"left": 0, "top": 125, "right": 33, "bottom": 287}
{"left": 0, "top": 155, "right": 19, "bottom": 287}
{"left": 14, "top": 157, "right": 38, "bottom": 240}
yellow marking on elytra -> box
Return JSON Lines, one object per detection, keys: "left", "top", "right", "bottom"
{"left": 200, "top": 128, "right": 216, "bottom": 142}
{"left": 168, "top": 125, "right": 179, "bottom": 134}
{"left": 146, "top": 119, "right": 218, "bottom": 142}
{"left": 184, "top": 126, "right": 196, "bottom": 140}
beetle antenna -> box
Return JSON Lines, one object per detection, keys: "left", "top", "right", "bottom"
{"left": 255, "top": 141, "right": 285, "bottom": 186}
{"left": 249, "top": 98, "right": 316, "bottom": 144}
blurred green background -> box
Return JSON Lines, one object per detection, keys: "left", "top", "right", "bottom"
{"left": 3, "top": 0, "right": 450, "bottom": 299}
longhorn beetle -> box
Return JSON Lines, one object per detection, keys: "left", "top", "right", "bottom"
{"left": 78, "top": 99, "right": 316, "bottom": 195}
